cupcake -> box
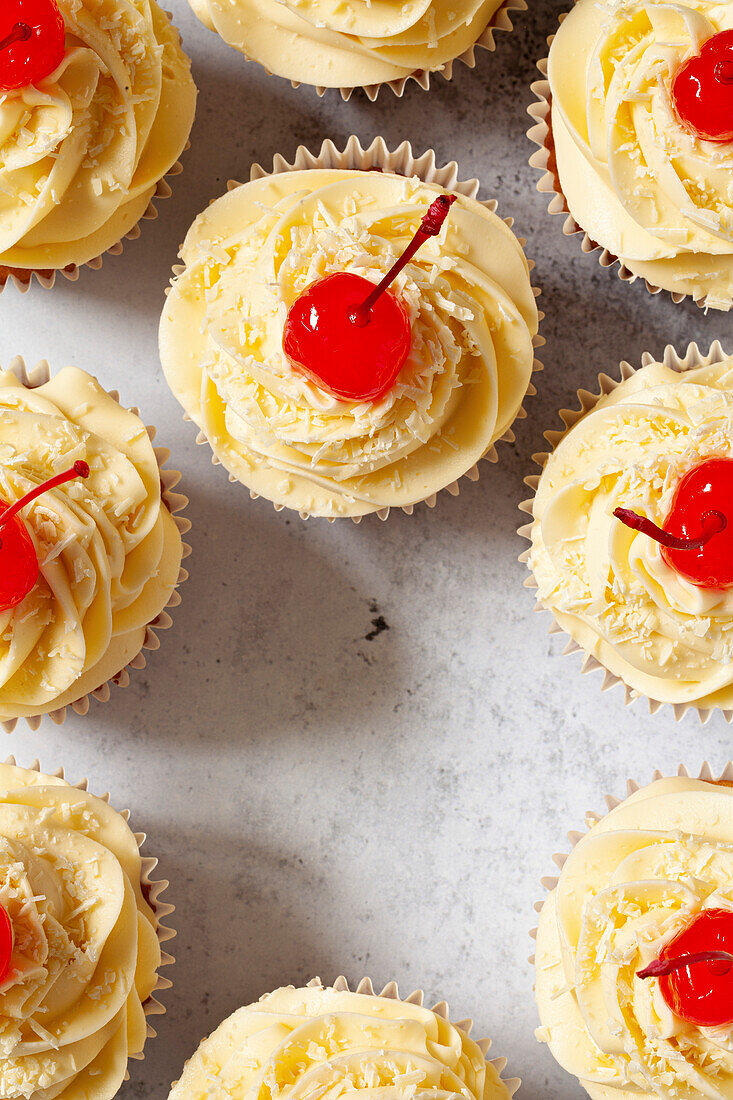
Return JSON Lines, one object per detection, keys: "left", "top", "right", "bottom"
{"left": 534, "top": 769, "right": 733, "bottom": 1100}
{"left": 0, "top": 0, "right": 197, "bottom": 293}
{"left": 0, "top": 758, "right": 172, "bottom": 1100}
{"left": 0, "top": 358, "right": 189, "bottom": 728}
{"left": 521, "top": 344, "right": 733, "bottom": 718}
{"left": 160, "top": 137, "right": 541, "bottom": 521}
{"left": 529, "top": 0, "right": 733, "bottom": 310}
{"left": 187, "top": 0, "right": 523, "bottom": 99}
{"left": 168, "top": 976, "right": 519, "bottom": 1099}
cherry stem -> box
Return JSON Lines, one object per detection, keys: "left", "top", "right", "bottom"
{"left": 637, "top": 950, "right": 733, "bottom": 980}
{"left": 350, "top": 194, "right": 457, "bottom": 328}
{"left": 0, "top": 461, "right": 90, "bottom": 535}
{"left": 0, "top": 22, "right": 31, "bottom": 55}
{"left": 613, "top": 506, "right": 727, "bottom": 550}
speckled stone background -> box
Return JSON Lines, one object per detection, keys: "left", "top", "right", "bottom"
{"left": 2, "top": 2, "right": 733, "bottom": 1097}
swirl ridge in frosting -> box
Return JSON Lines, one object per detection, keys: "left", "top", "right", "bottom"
{"left": 0, "top": 0, "right": 197, "bottom": 273}
{"left": 0, "top": 364, "right": 184, "bottom": 721}
{"left": 168, "top": 981, "right": 513, "bottom": 1100}
{"left": 535, "top": 776, "right": 733, "bottom": 1100}
{"left": 548, "top": 0, "right": 733, "bottom": 309}
{"left": 159, "top": 167, "right": 538, "bottom": 518}
{"left": 528, "top": 357, "right": 733, "bottom": 709}
{"left": 0, "top": 760, "right": 163, "bottom": 1100}
{"left": 188, "top": 0, "right": 507, "bottom": 89}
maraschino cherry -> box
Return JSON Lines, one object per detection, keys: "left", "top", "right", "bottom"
{"left": 0, "top": 460, "right": 89, "bottom": 613}
{"left": 282, "top": 193, "right": 457, "bottom": 402}
{"left": 614, "top": 457, "right": 733, "bottom": 588}
{"left": 0, "top": 905, "right": 13, "bottom": 985}
{"left": 672, "top": 29, "right": 733, "bottom": 142}
{"left": 637, "top": 909, "right": 733, "bottom": 1027}
{"left": 0, "top": 0, "right": 65, "bottom": 92}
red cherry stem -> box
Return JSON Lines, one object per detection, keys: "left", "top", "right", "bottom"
{"left": 350, "top": 194, "right": 457, "bottom": 328}
{"left": 0, "top": 461, "right": 90, "bottom": 535}
{"left": 613, "top": 506, "right": 727, "bottom": 550}
{"left": 0, "top": 23, "right": 31, "bottom": 54}
{"left": 637, "top": 950, "right": 733, "bottom": 980}
{"left": 716, "top": 60, "right": 733, "bottom": 84}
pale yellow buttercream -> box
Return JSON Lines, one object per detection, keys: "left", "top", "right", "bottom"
{"left": 188, "top": 0, "right": 505, "bottom": 89}
{"left": 0, "top": 0, "right": 196, "bottom": 272}
{"left": 0, "top": 761, "right": 162, "bottom": 1100}
{"left": 548, "top": 0, "right": 733, "bottom": 309}
{"left": 0, "top": 366, "right": 183, "bottom": 721}
{"left": 529, "top": 358, "right": 733, "bottom": 709}
{"left": 169, "top": 981, "right": 513, "bottom": 1100}
{"left": 159, "top": 168, "right": 538, "bottom": 518}
{"left": 535, "top": 776, "right": 733, "bottom": 1100}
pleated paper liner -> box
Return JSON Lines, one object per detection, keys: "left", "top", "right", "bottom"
{"left": 5, "top": 756, "right": 175, "bottom": 1077}
{"left": 529, "top": 760, "right": 733, "bottom": 962}
{"left": 527, "top": 38, "right": 713, "bottom": 311}
{"left": 287, "top": 0, "right": 527, "bottom": 101}
{"left": 518, "top": 339, "right": 733, "bottom": 725}
{"left": 1, "top": 356, "right": 191, "bottom": 733}
{"left": 172, "top": 133, "right": 544, "bottom": 523}
{"left": 316, "top": 975, "right": 521, "bottom": 1097}
{"left": 0, "top": 144, "right": 189, "bottom": 298}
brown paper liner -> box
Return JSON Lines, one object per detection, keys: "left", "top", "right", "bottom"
{"left": 530, "top": 760, "right": 733, "bottom": 954}
{"left": 3, "top": 755, "right": 174, "bottom": 1072}
{"left": 518, "top": 338, "right": 733, "bottom": 725}
{"left": 175, "top": 133, "right": 544, "bottom": 524}
{"left": 0, "top": 356, "right": 191, "bottom": 733}
{"left": 527, "top": 37, "right": 713, "bottom": 311}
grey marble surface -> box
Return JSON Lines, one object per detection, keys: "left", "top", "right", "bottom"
{"left": 2, "top": 2, "right": 733, "bottom": 1097}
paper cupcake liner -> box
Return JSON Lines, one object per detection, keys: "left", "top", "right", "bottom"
{"left": 290, "top": 0, "right": 527, "bottom": 101}
{"left": 176, "top": 133, "right": 544, "bottom": 524}
{"left": 0, "top": 143, "right": 189, "bottom": 298}
{"left": 518, "top": 338, "right": 733, "bottom": 725}
{"left": 0, "top": 356, "right": 191, "bottom": 733}
{"left": 312, "top": 975, "right": 520, "bottom": 1096}
{"left": 529, "top": 760, "right": 733, "bottom": 961}
{"left": 527, "top": 41, "right": 712, "bottom": 311}
{"left": 3, "top": 755, "right": 174, "bottom": 1066}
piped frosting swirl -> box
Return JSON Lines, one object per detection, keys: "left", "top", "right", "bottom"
{"left": 159, "top": 168, "right": 538, "bottom": 518}
{"left": 528, "top": 357, "right": 733, "bottom": 709}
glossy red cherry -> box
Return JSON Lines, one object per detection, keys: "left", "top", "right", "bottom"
{"left": 0, "top": 0, "right": 65, "bottom": 92}
{"left": 0, "top": 905, "right": 13, "bottom": 985}
{"left": 614, "top": 457, "right": 733, "bottom": 588}
{"left": 672, "top": 29, "right": 733, "bottom": 142}
{"left": 637, "top": 909, "right": 733, "bottom": 1027}
{"left": 0, "top": 460, "right": 90, "bottom": 612}
{"left": 282, "top": 193, "right": 456, "bottom": 403}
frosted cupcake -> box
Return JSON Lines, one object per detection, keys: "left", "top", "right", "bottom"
{"left": 524, "top": 349, "right": 733, "bottom": 715}
{"left": 187, "top": 0, "right": 521, "bottom": 98}
{"left": 0, "top": 0, "right": 197, "bottom": 291}
{"left": 0, "top": 759, "right": 172, "bottom": 1100}
{"left": 535, "top": 772, "right": 733, "bottom": 1099}
{"left": 168, "top": 977, "right": 519, "bottom": 1100}
{"left": 531, "top": 0, "right": 733, "bottom": 309}
{"left": 160, "top": 140, "right": 540, "bottom": 521}
{"left": 0, "top": 360, "right": 188, "bottom": 727}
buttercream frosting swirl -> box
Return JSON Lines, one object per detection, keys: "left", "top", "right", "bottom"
{"left": 188, "top": 0, "right": 506, "bottom": 89}
{"left": 168, "top": 981, "right": 513, "bottom": 1100}
{"left": 0, "top": 0, "right": 196, "bottom": 273}
{"left": 0, "top": 760, "right": 162, "bottom": 1100}
{"left": 159, "top": 168, "right": 538, "bottom": 518}
{"left": 535, "top": 776, "right": 733, "bottom": 1100}
{"left": 548, "top": 0, "right": 733, "bottom": 309}
{"left": 528, "top": 358, "right": 733, "bottom": 709}
{"left": 0, "top": 364, "right": 184, "bottom": 721}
